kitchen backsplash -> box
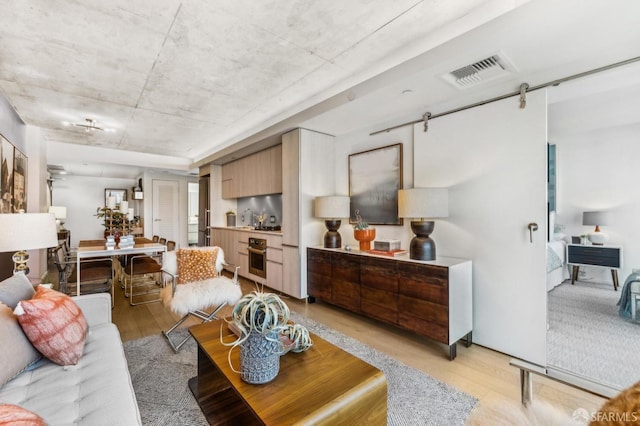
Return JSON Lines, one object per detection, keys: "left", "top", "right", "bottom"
{"left": 236, "top": 194, "right": 282, "bottom": 227}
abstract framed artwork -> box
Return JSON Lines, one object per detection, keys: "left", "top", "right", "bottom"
{"left": 0, "top": 135, "right": 15, "bottom": 213}
{"left": 13, "top": 147, "right": 27, "bottom": 212}
{"left": 349, "top": 143, "right": 403, "bottom": 226}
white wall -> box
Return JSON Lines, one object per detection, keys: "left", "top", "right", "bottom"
{"left": 52, "top": 175, "right": 136, "bottom": 246}
{"left": 554, "top": 124, "right": 640, "bottom": 281}
{"left": 52, "top": 171, "right": 197, "bottom": 248}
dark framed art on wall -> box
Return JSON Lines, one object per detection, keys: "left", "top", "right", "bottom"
{"left": 348, "top": 143, "right": 403, "bottom": 226}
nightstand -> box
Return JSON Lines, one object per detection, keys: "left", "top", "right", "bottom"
{"left": 567, "top": 243, "right": 622, "bottom": 290}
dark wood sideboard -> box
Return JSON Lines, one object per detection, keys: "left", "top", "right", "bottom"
{"left": 307, "top": 247, "right": 473, "bottom": 360}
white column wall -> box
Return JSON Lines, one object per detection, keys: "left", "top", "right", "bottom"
{"left": 25, "top": 126, "right": 49, "bottom": 280}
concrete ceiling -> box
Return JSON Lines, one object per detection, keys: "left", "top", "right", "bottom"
{"left": 1, "top": 0, "right": 639, "bottom": 179}
{"left": 0, "top": 0, "right": 526, "bottom": 177}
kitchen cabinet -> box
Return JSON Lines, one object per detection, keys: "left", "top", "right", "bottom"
{"left": 221, "top": 145, "right": 282, "bottom": 199}
{"left": 210, "top": 227, "right": 283, "bottom": 292}
{"left": 307, "top": 247, "right": 473, "bottom": 360}
{"left": 281, "top": 129, "right": 335, "bottom": 298}
{"left": 211, "top": 228, "right": 239, "bottom": 272}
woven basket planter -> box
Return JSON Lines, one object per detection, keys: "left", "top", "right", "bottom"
{"left": 240, "top": 331, "right": 280, "bottom": 384}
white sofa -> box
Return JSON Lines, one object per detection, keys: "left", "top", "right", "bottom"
{"left": 0, "top": 293, "right": 141, "bottom": 425}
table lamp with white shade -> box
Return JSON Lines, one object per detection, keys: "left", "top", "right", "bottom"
{"left": 0, "top": 213, "right": 59, "bottom": 274}
{"left": 583, "top": 210, "right": 610, "bottom": 245}
{"left": 398, "top": 188, "right": 449, "bottom": 261}
{"left": 48, "top": 205, "right": 67, "bottom": 231}
{"left": 314, "top": 196, "right": 351, "bottom": 248}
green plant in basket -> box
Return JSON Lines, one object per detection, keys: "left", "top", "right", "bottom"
{"left": 221, "top": 287, "right": 313, "bottom": 383}
{"left": 227, "top": 290, "right": 291, "bottom": 345}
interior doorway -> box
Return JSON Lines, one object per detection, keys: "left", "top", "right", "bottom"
{"left": 152, "top": 180, "right": 179, "bottom": 243}
{"left": 545, "top": 60, "right": 640, "bottom": 395}
{"left": 188, "top": 182, "right": 199, "bottom": 246}
{"left": 197, "top": 176, "right": 210, "bottom": 247}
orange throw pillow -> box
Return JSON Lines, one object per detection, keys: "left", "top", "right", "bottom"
{"left": 0, "top": 404, "right": 46, "bottom": 425}
{"left": 14, "top": 286, "right": 88, "bottom": 366}
{"left": 176, "top": 247, "right": 219, "bottom": 284}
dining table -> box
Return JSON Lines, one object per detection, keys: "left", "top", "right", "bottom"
{"left": 75, "top": 238, "right": 166, "bottom": 297}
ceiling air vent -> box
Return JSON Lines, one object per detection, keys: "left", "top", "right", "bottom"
{"left": 442, "top": 53, "right": 516, "bottom": 89}
{"left": 47, "top": 164, "right": 67, "bottom": 175}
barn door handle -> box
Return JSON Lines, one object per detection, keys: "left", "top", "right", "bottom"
{"left": 528, "top": 223, "right": 538, "bottom": 243}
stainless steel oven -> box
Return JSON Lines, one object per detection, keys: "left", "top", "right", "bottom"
{"left": 248, "top": 237, "right": 267, "bottom": 278}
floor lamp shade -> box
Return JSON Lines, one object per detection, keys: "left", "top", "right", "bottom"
{"left": 398, "top": 188, "right": 449, "bottom": 261}
{"left": 0, "top": 213, "right": 59, "bottom": 274}
{"left": 314, "top": 196, "right": 350, "bottom": 248}
{"left": 582, "top": 210, "right": 610, "bottom": 245}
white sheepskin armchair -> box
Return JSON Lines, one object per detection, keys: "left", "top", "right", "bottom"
{"left": 160, "top": 246, "right": 242, "bottom": 352}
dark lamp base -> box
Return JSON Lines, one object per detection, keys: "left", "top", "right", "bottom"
{"left": 409, "top": 220, "right": 436, "bottom": 261}
{"left": 323, "top": 219, "right": 342, "bottom": 249}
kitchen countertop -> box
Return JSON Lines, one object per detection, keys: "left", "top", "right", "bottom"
{"left": 209, "top": 226, "right": 283, "bottom": 235}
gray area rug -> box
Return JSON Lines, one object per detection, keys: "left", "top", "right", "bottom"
{"left": 124, "top": 313, "right": 477, "bottom": 425}
{"left": 548, "top": 280, "right": 640, "bottom": 390}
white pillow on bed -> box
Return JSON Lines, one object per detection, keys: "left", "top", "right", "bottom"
{"left": 552, "top": 233, "right": 570, "bottom": 243}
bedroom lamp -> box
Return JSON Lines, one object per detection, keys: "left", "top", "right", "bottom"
{"left": 0, "top": 213, "right": 58, "bottom": 275}
{"left": 314, "top": 196, "right": 351, "bottom": 248}
{"left": 582, "top": 211, "right": 610, "bottom": 245}
{"left": 48, "top": 205, "right": 67, "bottom": 231}
{"left": 398, "top": 188, "right": 449, "bottom": 261}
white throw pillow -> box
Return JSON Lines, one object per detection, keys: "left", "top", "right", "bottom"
{"left": 0, "top": 302, "right": 41, "bottom": 386}
{"left": 0, "top": 273, "right": 35, "bottom": 310}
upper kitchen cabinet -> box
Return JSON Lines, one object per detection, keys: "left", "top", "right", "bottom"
{"left": 221, "top": 145, "right": 283, "bottom": 199}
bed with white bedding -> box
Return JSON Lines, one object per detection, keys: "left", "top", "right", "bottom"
{"left": 547, "top": 236, "right": 570, "bottom": 291}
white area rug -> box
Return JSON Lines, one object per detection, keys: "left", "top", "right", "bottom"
{"left": 547, "top": 280, "right": 640, "bottom": 390}
{"left": 124, "top": 313, "right": 477, "bottom": 425}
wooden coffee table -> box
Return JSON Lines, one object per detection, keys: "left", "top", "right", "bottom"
{"left": 188, "top": 320, "right": 387, "bottom": 425}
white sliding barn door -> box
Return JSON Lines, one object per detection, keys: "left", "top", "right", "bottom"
{"left": 152, "top": 179, "right": 179, "bottom": 243}
{"left": 414, "top": 90, "right": 548, "bottom": 365}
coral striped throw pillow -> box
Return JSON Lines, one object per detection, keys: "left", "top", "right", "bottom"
{"left": 14, "top": 286, "right": 88, "bottom": 366}
{"left": 0, "top": 404, "right": 46, "bottom": 425}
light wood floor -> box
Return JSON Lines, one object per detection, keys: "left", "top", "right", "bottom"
{"left": 108, "top": 275, "right": 606, "bottom": 423}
